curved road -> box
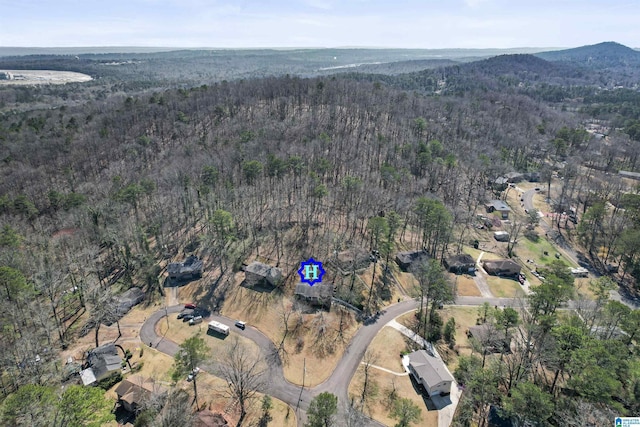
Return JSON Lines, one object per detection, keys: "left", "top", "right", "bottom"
{"left": 140, "top": 296, "right": 526, "bottom": 426}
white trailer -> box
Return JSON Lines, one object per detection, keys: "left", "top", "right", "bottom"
{"left": 208, "top": 320, "right": 229, "bottom": 336}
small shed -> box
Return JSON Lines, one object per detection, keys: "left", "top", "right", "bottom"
{"left": 482, "top": 259, "right": 521, "bottom": 277}
{"left": 443, "top": 254, "right": 476, "bottom": 274}
{"left": 407, "top": 349, "right": 454, "bottom": 396}
{"left": 485, "top": 200, "right": 512, "bottom": 219}
{"left": 294, "top": 282, "right": 333, "bottom": 308}
{"left": 395, "top": 250, "right": 429, "bottom": 272}
{"left": 244, "top": 262, "right": 282, "bottom": 288}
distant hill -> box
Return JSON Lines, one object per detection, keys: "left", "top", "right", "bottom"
{"left": 536, "top": 41, "right": 640, "bottom": 68}
{"left": 457, "top": 53, "right": 590, "bottom": 85}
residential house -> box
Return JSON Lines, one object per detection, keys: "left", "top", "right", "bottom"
{"left": 115, "top": 375, "right": 167, "bottom": 413}
{"left": 504, "top": 172, "right": 524, "bottom": 183}
{"left": 467, "top": 323, "right": 510, "bottom": 353}
{"left": 407, "top": 349, "right": 454, "bottom": 396}
{"left": 106, "top": 287, "right": 145, "bottom": 326}
{"left": 333, "top": 248, "right": 372, "bottom": 272}
{"left": 482, "top": 259, "right": 521, "bottom": 277}
{"left": 492, "top": 177, "right": 509, "bottom": 191}
{"left": 443, "top": 254, "right": 476, "bottom": 274}
{"left": 81, "top": 343, "right": 122, "bottom": 385}
{"left": 244, "top": 261, "right": 282, "bottom": 288}
{"left": 167, "top": 255, "right": 203, "bottom": 280}
{"left": 294, "top": 282, "right": 333, "bottom": 308}
{"left": 395, "top": 250, "right": 429, "bottom": 272}
{"left": 485, "top": 200, "right": 512, "bottom": 219}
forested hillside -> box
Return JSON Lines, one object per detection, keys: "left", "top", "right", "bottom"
{"left": 1, "top": 45, "right": 640, "bottom": 426}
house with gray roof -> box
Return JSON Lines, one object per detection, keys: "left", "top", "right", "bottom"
{"left": 244, "top": 261, "right": 282, "bottom": 288}
{"left": 333, "top": 248, "right": 372, "bottom": 272}
{"left": 485, "top": 200, "right": 512, "bottom": 219}
{"left": 407, "top": 349, "right": 454, "bottom": 396}
{"left": 168, "top": 255, "right": 203, "bottom": 280}
{"left": 294, "top": 282, "right": 333, "bottom": 308}
{"left": 82, "top": 343, "right": 122, "bottom": 385}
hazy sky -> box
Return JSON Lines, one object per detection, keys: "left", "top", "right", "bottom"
{"left": 1, "top": 0, "right": 639, "bottom": 48}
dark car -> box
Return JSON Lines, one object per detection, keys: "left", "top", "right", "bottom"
{"left": 177, "top": 309, "right": 194, "bottom": 319}
{"left": 182, "top": 314, "right": 195, "bottom": 322}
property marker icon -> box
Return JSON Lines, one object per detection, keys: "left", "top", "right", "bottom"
{"left": 298, "top": 258, "right": 325, "bottom": 286}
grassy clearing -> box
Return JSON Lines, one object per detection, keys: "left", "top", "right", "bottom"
{"left": 517, "top": 236, "right": 574, "bottom": 268}
{"left": 486, "top": 276, "right": 526, "bottom": 298}
{"left": 348, "top": 368, "right": 438, "bottom": 427}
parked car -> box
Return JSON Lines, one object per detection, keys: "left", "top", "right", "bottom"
{"left": 184, "top": 303, "right": 197, "bottom": 309}
{"left": 182, "top": 314, "right": 195, "bottom": 322}
{"left": 177, "top": 309, "right": 194, "bottom": 319}
{"left": 189, "top": 316, "right": 203, "bottom": 325}
{"left": 235, "top": 320, "right": 246, "bottom": 330}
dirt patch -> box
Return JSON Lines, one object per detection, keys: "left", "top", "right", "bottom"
{"left": 454, "top": 274, "right": 481, "bottom": 297}
{"left": 367, "top": 327, "right": 412, "bottom": 372}
{"left": 349, "top": 368, "right": 438, "bottom": 426}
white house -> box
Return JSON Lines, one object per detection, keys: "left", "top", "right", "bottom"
{"left": 407, "top": 349, "right": 454, "bottom": 396}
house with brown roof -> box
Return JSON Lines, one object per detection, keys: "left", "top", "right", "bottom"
{"left": 407, "top": 349, "right": 454, "bottom": 396}
{"left": 115, "top": 375, "right": 167, "bottom": 413}
{"left": 482, "top": 259, "right": 521, "bottom": 277}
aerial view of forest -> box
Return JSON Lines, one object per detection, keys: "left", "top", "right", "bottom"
{"left": 2, "top": 23, "right": 640, "bottom": 427}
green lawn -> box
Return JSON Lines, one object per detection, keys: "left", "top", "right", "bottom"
{"left": 486, "top": 276, "right": 526, "bottom": 298}
{"left": 517, "top": 234, "right": 575, "bottom": 268}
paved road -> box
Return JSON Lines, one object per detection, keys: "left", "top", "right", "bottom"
{"left": 141, "top": 290, "right": 607, "bottom": 427}
{"left": 140, "top": 295, "right": 537, "bottom": 427}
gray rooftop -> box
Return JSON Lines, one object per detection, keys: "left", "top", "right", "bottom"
{"left": 167, "top": 255, "right": 203, "bottom": 275}
{"left": 487, "top": 200, "right": 511, "bottom": 211}
{"left": 244, "top": 261, "right": 282, "bottom": 285}
{"left": 295, "top": 282, "right": 333, "bottom": 299}
{"left": 408, "top": 349, "right": 454, "bottom": 388}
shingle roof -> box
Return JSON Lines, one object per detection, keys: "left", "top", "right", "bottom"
{"left": 408, "top": 349, "right": 454, "bottom": 388}
{"left": 487, "top": 200, "right": 512, "bottom": 211}
{"left": 115, "top": 375, "right": 166, "bottom": 406}
{"left": 295, "top": 282, "right": 333, "bottom": 299}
